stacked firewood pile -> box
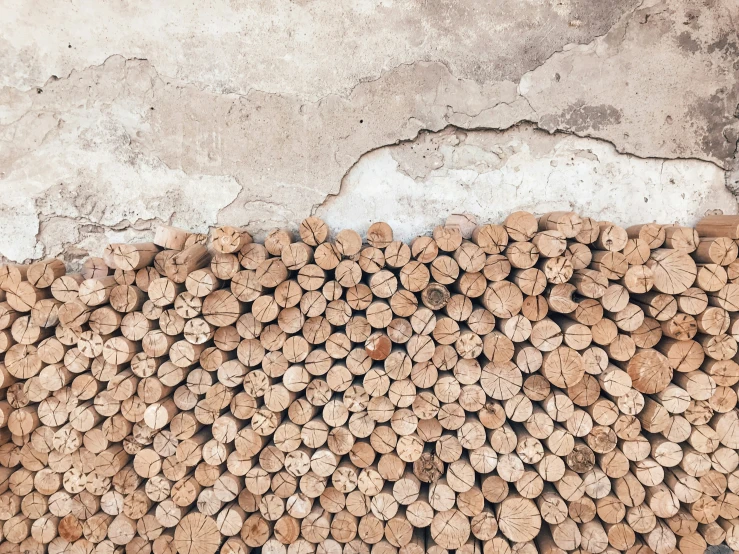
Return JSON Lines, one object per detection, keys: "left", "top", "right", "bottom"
{"left": 1, "top": 211, "right": 739, "bottom": 554}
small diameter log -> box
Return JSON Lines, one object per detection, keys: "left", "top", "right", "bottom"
{"left": 111, "top": 243, "right": 161, "bottom": 271}
{"left": 212, "top": 227, "right": 252, "bottom": 254}
{"left": 155, "top": 225, "right": 191, "bottom": 250}
{"left": 27, "top": 259, "right": 66, "bottom": 289}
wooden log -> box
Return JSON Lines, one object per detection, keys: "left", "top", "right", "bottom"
{"left": 626, "top": 223, "right": 665, "bottom": 249}
{"left": 154, "top": 225, "right": 190, "bottom": 250}
{"left": 503, "top": 212, "right": 537, "bottom": 242}
{"left": 647, "top": 249, "right": 697, "bottom": 295}
{"left": 165, "top": 246, "right": 211, "bottom": 284}
{"left": 27, "top": 259, "right": 66, "bottom": 290}
{"left": 595, "top": 223, "right": 628, "bottom": 252}
{"left": 495, "top": 495, "right": 541, "bottom": 542}
{"left": 173, "top": 512, "right": 221, "bottom": 554}
{"left": 539, "top": 212, "right": 582, "bottom": 238}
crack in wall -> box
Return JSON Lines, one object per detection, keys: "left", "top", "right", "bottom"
{"left": 318, "top": 120, "right": 733, "bottom": 221}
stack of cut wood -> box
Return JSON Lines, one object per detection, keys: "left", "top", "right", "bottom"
{"left": 1, "top": 212, "right": 739, "bottom": 554}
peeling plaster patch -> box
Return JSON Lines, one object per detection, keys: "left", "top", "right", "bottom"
{"left": 518, "top": 0, "right": 739, "bottom": 166}
{"left": 538, "top": 103, "right": 623, "bottom": 134}
{"left": 677, "top": 31, "right": 701, "bottom": 53}
{"left": 690, "top": 93, "right": 739, "bottom": 163}
{"left": 0, "top": 197, "right": 39, "bottom": 263}
{"left": 0, "top": 102, "right": 241, "bottom": 262}
{"left": 317, "top": 125, "right": 736, "bottom": 241}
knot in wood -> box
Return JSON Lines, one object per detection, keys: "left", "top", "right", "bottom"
{"left": 421, "top": 283, "right": 450, "bottom": 310}
{"left": 413, "top": 452, "right": 444, "bottom": 483}
{"left": 566, "top": 444, "right": 595, "bottom": 473}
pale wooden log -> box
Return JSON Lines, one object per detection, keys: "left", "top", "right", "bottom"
{"left": 202, "top": 289, "right": 242, "bottom": 327}
{"left": 503, "top": 212, "right": 537, "bottom": 242}
{"left": 154, "top": 248, "right": 182, "bottom": 275}
{"left": 109, "top": 244, "right": 159, "bottom": 271}
{"left": 625, "top": 223, "right": 664, "bottom": 249}
{"left": 594, "top": 223, "right": 628, "bottom": 252}
{"left": 110, "top": 285, "right": 147, "bottom": 313}
{"left": 697, "top": 263, "right": 728, "bottom": 291}
{"left": 505, "top": 242, "right": 539, "bottom": 270}
{"left": 673, "top": 370, "right": 717, "bottom": 401}
{"left": 659, "top": 313, "right": 697, "bottom": 342}
{"left": 27, "top": 259, "right": 66, "bottom": 290}
{"left": 616, "top": 348, "right": 672, "bottom": 394}
{"left": 453, "top": 242, "right": 486, "bottom": 274}
{"left": 11, "top": 315, "right": 52, "bottom": 344}
{"left": 7, "top": 281, "right": 51, "bottom": 313}
{"left": 152, "top": 225, "right": 189, "bottom": 250}
{"left": 537, "top": 256, "right": 572, "bottom": 286}
{"left": 709, "top": 282, "right": 739, "bottom": 311}
{"left": 629, "top": 317, "right": 662, "bottom": 349}
{"left": 433, "top": 225, "right": 463, "bottom": 253}
{"left": 695, "top": 215, "right": 739, "bottom": 238}
{"left": 482, "top": 254, "right": 511, "bottom": 283}
{"left": 163, "top": 245, "right": 211, "bottom": 285}
{"left": 568, "top": 495, "right": 595, "bottom": 523}
{"left": 591, "top": 251, "right": 628, "bottom": 280}
{"left": 472, "top": 224, "right": 508, "bottom": 255}
{"left": 429, "top": 509, "right": 470, "bottom": 550}
{"left": 600, "top": 283, "right": 630, "bottom": 313}
{"left": 80, "top": 258, "right": 110, "bottom": 281}
{"left": 0, "top": 264, "right": 28, "bottom": 293}
{"left": 495, "top": 495, "right": 541, "bottom": 542}
{"left": 700, "top": 333, "right": 737, "bottom": 362}
{"left": 661, "top": 225, "right": 699, "bottom": 252}
{"left": 333, "top": 229, "right": 361, "bottom": 257}
{"left": 695, "top": 236, "right": 738, "bottom": 265}
{"left": 77, "top": 276, "right": 116, "bottom": 306}
{"left": 447, "top": 215, "right": 477, "bottom": 240}
{"left": 647, "top": 248, "right": 697, "bottom": 294}
{"left": 678, "top": 287, "right": 709, "bottom": 315}
{"left": 210, "top": 226, "right": 251, "bottom": 255}
{"left": 565, "top": 243, "right": 593, "bottom": 272}
{"left": 539, "top": 212, "right": 582, "bottom": 238}
{"left": 173, "top": 512, "right": 220, "bottom": 554}
{"left": 146, "top": 277, "right": 183, "bottom": 309}
{"left": 590, "top": 318, "right": 619, "bottom": 347}
{"left": 532, "top": 231, "right": 566, "bottom": 259}
{"left": 0, "top": 302, "right": 21, "bottom": 333}
{"left": 570, "top": 269, "right": 608, "bottom": 300}
{"left": 621, "top": 239, "right": 650, "bottom": 266}
{"left": 620, "top": 264, "right": 654, "bottom": 294}
{"left": 134, "top": 267, "right": 160, "bottom": 293}
{"left": 297, "top": 217, "right": 328, "bottom": 247}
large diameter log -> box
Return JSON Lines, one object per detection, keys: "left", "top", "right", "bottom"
{"left": 495, "top": 495, "right": 541, "bottom": 542}
{"left": 646, "top": 249, "right": 697, "bottom": 295}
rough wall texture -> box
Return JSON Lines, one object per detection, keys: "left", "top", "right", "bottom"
{"left": 0, "top": 0, "right": 738, "bottom": 264}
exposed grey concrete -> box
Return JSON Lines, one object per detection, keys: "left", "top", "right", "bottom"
{"left": 0, "top": 0, "right": 737, "bottom": 263}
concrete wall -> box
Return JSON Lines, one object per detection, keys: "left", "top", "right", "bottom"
{"left": 1, "top": 0, "right": 737, "bottom": 263}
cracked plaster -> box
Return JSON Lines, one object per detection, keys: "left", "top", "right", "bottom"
{"left": 0, "top": 0, "right": 737, "bottom": 263}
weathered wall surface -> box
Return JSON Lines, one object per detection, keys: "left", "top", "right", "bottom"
{"left": 0, "top": 0, "right": 737, "bottom": 263}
